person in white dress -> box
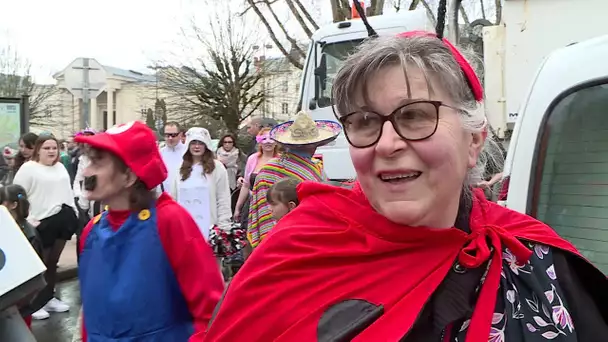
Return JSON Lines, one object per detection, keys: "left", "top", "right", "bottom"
{"left": 171, "top": 127, "right": 232, "bottom": 240}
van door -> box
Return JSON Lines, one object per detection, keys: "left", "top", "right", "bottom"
{"left": 530, "top": 82, "right": 608, "bottom": 274}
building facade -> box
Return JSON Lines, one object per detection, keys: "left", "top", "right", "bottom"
{"left": 248, "top": 55, "right": 303, "bottom": 125}
{"left": 41, "top": 58, "right": 161, "bottom": 138}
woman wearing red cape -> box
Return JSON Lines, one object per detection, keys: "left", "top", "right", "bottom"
{"left": 203, "top": 32, "right": 607, "bottom": 342}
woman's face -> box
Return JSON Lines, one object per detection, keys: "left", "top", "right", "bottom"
{"left": 189, "top": 140, "right": 206, "bottom": 157}
{"left": 19, "top": 140, "right": 34, "bottom": 159}
{"left": 222, "top": 137, "right": 235, "bottom": 151}
{"left": 257, "top": 134, "right": 276, "bottom": 153}
{"left": 38, "top": 140, "right": 59, "bottom": 166}
{"left": 261, "top": 142, "right": 276, "bottom": 152}
{"left": 348, "top": 65, "right": 484, "bottom": 228}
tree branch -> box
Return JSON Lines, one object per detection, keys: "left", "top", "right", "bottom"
{"left": 245, "top": 0, "right": 304, "bottom": 69}
{"left": 284, "top": 0, "right": 314, "bottom": 38}
{"left": 263, "top": 0, "right": 306, "bottom": 58}
{"left": 292, "top": 0, "right": 319, "bottom": 30}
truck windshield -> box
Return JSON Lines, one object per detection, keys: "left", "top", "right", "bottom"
{"left": 318, "top": 39, "right": 363, "bottom": 108}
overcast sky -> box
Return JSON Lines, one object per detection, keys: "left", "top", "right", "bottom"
{"left": 0, "top": 0, "right": 332, "bottom": 84}
{"left": 1, "top": 0, "right": 488, "bottom": 84}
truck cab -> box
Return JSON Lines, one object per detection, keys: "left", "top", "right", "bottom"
{"left": 299, "top": 10, "right": 434, "bottom": 181}
{"left": 500, "top": 34, "right": 608, "bottom": 274}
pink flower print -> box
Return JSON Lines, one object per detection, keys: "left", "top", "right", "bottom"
{"left": 546, "top": 264, "right": 556, "bottom": 280}
{"left": 488, "top": 313, "right": 506, "bottom": 342}
{"left": 552, "top": 285, "right": 574, "bottom": 333}
{"left": 534, "top": 244, "right": 550, "bottom": 259}
{"left": 489, "top": 327, "right": 505, "bottom": 342}
{"left": 503, "top": 248, "right": 530, "bottom": 275}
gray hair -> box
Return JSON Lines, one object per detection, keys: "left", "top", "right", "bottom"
{"left": 332, "top": 35, "right": 503, "bottom": 192}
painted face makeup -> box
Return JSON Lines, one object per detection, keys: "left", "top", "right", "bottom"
{"left": 256, "top": 134, "right": 273, "bottom": 144}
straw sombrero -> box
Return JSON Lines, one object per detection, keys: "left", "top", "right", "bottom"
{"left": 270, "top": 111, "right": 342, "bottom": 147}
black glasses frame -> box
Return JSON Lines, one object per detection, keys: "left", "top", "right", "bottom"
{"left": 335, "top": 100, "right": 460, "bottom": 148}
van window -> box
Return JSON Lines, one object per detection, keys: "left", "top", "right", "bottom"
{"left": 534, "top": 84, "right": 608, "bottom": 274}
{"left": 318, "top": 40, "right": 363, "bottom": 107}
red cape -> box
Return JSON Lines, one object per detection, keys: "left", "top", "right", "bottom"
{"left": 204, "top": 182, "right": 586, "bottom": 342}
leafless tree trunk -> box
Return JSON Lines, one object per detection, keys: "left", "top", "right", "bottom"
{"left": 262, "top": 0, "right": 306, "bottom": 59}
{"left": 479, "top": 0, "right": 486, "bottom": 19}
{"left": 293, "top": 0, "right": 320, "bottom": 31}
{"left": 244, "top": 0, "right": 304, "bottom": 69}
{"left": 494, "top": 0, "right": 502, "bottom": 24}
{"left": 285, "top": 0, "right": 313, "bottom": 38}
{"left": 369, "top": 0, "right": 386, "bottom": 16}
{"left": 409, "top": 0, "right": 437, "bottom": 26}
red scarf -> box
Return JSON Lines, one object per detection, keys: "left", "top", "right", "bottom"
{"left": 204, "top": 181, "right": 585, "bottom": 342}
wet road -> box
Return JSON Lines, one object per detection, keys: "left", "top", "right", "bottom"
{"left": 32, "top": 279, "right": 81, "bottom": 342}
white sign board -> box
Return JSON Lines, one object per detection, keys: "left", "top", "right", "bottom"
{"left": 0, "top": 102, "right": 21, "bottom": 148}
{"left": 0, "top": 207, "right": 46, "bottom": 296}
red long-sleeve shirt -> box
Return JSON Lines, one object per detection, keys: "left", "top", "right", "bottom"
{"left": 79, "top": 193, "right": 224, "bottom": 341}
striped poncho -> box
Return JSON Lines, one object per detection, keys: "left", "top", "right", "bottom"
{"left": 247, "top": 152, "right": 324, "bottom": 247}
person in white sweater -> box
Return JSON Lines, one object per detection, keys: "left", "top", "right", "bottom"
{"left": 13, "top": 135, "right": 79, "bottom": 320}
{"left": 170, "top": 127, "right": 232, "bottom": 240}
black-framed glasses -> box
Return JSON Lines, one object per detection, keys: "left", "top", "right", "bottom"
{"left": 336, "top": 100, "right": 460, "bottom": 148}
{"left": 223, "top": 140, "right": 234, "bottom": 144}
{"left": 165, "top": 133, "right": 179, "bottom": 138}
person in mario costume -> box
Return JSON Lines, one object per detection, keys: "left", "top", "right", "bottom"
{"left": 74, "top": 121, "right": 224, "bottom": 342}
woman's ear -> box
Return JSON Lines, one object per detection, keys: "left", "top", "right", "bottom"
{"left": 8, "top": 201, "right": 18, "bottom": 211}
{"left": 468, "top": 130, "right": 486, "bottom": 169}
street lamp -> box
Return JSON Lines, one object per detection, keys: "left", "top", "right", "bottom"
{"left": 253, "top": 44, "right": 273, "bottom": 118}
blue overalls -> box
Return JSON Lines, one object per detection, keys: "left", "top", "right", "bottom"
{"left": 79, "top": 206, "right": 194, "bottom": 342}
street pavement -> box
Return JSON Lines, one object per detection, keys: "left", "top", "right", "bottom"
{"left": 32, "top": 241, "right": 80, "bottom": 342}
{"left": 31, "top": 278, "right": 80, "bottom": 342}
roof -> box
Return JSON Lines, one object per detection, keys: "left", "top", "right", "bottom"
{"left": 102, "top": 65, "right": 156, "bottom": 83}
{"left": 53, "top": 58, "right": 156, "bottom": 83}
{"left": 311, "top": 9, "right": 432, "bottom": 41}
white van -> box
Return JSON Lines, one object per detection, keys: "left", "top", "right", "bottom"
{"left": 500, "top": 34, "right": 608, "bottom": 274}
{"left": 299, "top": 10, "right": 434, "bottom": 181}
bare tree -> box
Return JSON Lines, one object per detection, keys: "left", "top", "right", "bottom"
{"left": 157, "top": 9, "right": 265, "bottom": 134}
{"left": 244, "top": 0, "right": 501, "bottom": 70}
{"left": 240, "top": 0, "right": 318, "bottom": 70}
{"left": 0, "top": 45, "right": 63, "bottom": 127}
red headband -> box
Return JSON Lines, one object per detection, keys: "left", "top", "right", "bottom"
{"left": 397, "top": 31, "right": 483, "bottom": 102}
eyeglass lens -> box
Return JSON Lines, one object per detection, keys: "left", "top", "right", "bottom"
{"left": 339, "top": 101, "right": 440, "bottom": 148}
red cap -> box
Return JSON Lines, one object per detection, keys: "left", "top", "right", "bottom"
{"left": 74, "top": 121, "right": 167, "bottom": 190}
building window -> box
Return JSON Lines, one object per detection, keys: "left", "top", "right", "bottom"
{"left": 282, "top": 79, "right": 289, "bottom": 93}
{"left": 281, "top": 103, "right": 289, "bottom": 114}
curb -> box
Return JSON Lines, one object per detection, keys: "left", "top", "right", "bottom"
{"left": 57, "top": 266, "right": 78, "bottom": 282}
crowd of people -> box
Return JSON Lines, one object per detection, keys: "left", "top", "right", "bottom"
{"left": 1, "top": 28, "right": 606, "bottom": 342}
